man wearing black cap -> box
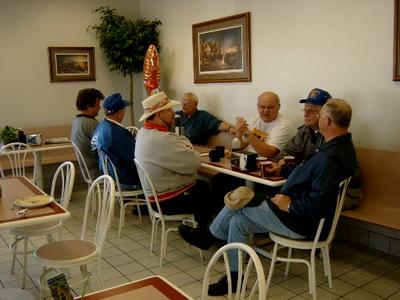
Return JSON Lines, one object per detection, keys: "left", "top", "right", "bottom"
{"left": 91, "top": 93, "right": 140, "bottom": 187}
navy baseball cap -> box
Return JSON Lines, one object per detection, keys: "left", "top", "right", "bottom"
{"left": 103, "top": 93, "right": 130, "bottom": 114}
{"left": 299, "top": 88, "right": 331, "bottom": 106}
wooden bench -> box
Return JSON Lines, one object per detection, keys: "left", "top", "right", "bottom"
{"left": 341, "top": 147, "right": 400, "bottom": 231}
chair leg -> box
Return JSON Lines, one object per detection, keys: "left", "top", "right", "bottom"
{"left": 150, "top": 217, "right": 156, "bottom": 253}
{"left": 323, "top": 246, "right": 333, "bottom": 288}
{"left": 137, "top": 204, "right": 142, "bottom": 224}
{"left": 285, "top": 247, "right": 292, "bottom": 276}
{"left": 265, "top": 242, "right": 279, "bottom": 295}
{"left": 118, "top": 203, "right": 124, "bottom": 238}
{"left": 22, "top": 237, "right": 28, "bottom": 289}
{"left": 310, "top": 251, "right": 317, "bottom": 300}
{"left": 10, "top": 235, "right": 18, "bottom": 274}
{"left": 160, "top": 221, "right": 167, "bottom": 266}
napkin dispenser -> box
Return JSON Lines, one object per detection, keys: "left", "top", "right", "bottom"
{"left": 231, "top": 152, "right": 258, "bottom": 171}
{"left": 26, "top": 134, "right": 43, "bottom": 145}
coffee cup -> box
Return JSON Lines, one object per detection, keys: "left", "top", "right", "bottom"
{"left": 260, "top": 161, "right": 274, "bottom": 177}
{"left": 209, "top": 149, "right": 220, "bottom": 162}
{"left": 215, "top": 146, "right": 225, "bottom": 158}
{"left": 284, "top": 156, "right": 296, "bottom": 166}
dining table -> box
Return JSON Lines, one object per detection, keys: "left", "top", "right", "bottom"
{"left": 0, "top": 176, "right": 70, "bottom": 230}
{"left": 75, "top": 275, "right": 193, "bottom": 299}
{"left": 195, "top": 145, "right": 286, "bottom": 188}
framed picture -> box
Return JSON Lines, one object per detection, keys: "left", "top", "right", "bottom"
{"left": 394, "top": 0, "right": 400, "bottom": 80}
{"left": 192, "top": 12, "right": 251, "bottom": 83}
{"left": 48, "top": 47, "right": 96, "bottom": 82}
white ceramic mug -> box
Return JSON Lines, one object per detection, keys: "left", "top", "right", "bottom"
{"left": 239, "top": 154, "right": 247, "bottom": 171}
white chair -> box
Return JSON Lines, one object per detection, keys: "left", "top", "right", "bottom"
{"left": 0, "top": 142, "right": 38, "bottom": 184}
{"left": 98, "top": 151, "right": 146, "bottom": 237}
{"left": 201, "top": 243, "right": 266, "bottom": 300}
{"left": 256, "top": 177, "right": 351, "bottom": 300}
{"left": 71, "top": 141, "right": 94, "bottom": 189}
{"left": 34, "top": 175, "right": 115, "bottom": 299}
{"left": 9, "top": 161, "right": 75, "bottom": 289}
{"left": 125, "top": 126, "right": 139, "bottom": 138}
{"left": 134, "top": 158, "right": 203, "bottom": 266}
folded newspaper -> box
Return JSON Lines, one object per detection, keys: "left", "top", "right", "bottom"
{"left": 44, "top": 137, "right": 70, "bottom": 144}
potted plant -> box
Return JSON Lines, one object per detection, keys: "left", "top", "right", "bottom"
{"left": 0, "top": 126, "right": 19, "bottom": 145}
{"left": 88, "top": 6, "right": 162, "bottom": 124}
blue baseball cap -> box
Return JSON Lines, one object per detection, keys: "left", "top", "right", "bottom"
{"left": 103, "top": 93, "right": 130, "bottom": 114}
{"left": 299, "top": 88, "right": 331, "bottom": 106}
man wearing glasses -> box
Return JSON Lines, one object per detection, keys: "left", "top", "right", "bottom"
{"left": 235, "top": 91, "right": 294, "bottom": 158}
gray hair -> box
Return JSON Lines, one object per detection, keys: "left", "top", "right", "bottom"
{"left": 323, "top": 98, "right": 352, "bottom": 128}
{"left": 182, "top": 92, "right": 198, "bottom": 104}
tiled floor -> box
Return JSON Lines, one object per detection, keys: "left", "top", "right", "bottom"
{"left": 1, "top": 183, "right": 400, "bottom": 299}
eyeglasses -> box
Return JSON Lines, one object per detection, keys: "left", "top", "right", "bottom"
{"left": 181, "top": 100, "right": 194, "bottom": 105}
{"left": 258, "top": 104, "right": 277, "bottom": 111}
{"left": 301, "top": 108, "right": 320, "bottom": 114}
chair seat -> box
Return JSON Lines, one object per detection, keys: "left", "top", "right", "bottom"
{"left": 117, "top": 189, "right": 144, "bottom": 197}
{"left": 35, "top": 239, "right": 98, "bottom": 267}
{"left": 154, "top": 212, "right": 196, "bottom": 222}
{"left": 269, "top": 232, "right": 327, "bottom": 250}
{"left": 9, "top": 221, "right": 60, "bottom": 236}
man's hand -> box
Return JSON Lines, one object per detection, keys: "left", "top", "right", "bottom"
{"left": 235, "top": 117, "right": 249, "bottom": 137}
{"left": 271, "top": 194, "right": 292, "bottom": 212}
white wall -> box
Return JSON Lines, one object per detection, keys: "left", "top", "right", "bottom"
{"left": 140, "top": 0, "right": 400, "bottom": 151}
{"left": 0, "top": 0, "right": 142, "bottom": 128}
{"left": 1, "top": 0, "right": 399, "bottom": 151}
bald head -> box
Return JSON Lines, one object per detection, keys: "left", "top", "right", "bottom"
{"left": 257, "top": 91, "right": 281, "bottom": 123}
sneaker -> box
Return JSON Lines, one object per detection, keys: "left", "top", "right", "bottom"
{"left": 208, "top": 272, "right": 238, "bottom": 296}
{"left": 178, "top": 225, "right": 215, "bottom": 250}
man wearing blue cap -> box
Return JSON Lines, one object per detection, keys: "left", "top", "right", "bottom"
{"left": 91, "top": 93, "right": 140, "bottom": 187}
{"left": 269, "top": 88, "right": 331, "bottom": 177}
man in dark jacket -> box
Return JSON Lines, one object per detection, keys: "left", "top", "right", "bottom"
{"left": 179, "top": 98, "right": 356, "bottom": 296}
{"left": 91, "top": 93, "right": 140, "bottom": 188}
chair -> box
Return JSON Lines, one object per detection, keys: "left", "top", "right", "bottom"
{"left": 0, "top": 142, "right": 38, "bottom": 184}
{"left": 134, "top": 159, "right": 203, "bottom": 266}
{"left": 255, "top": 177, "right": 351, "bottom": 300}
{"left": 34, "top": 175, "right": 115, "bottom": 299}
{"left": 201, "top": 243, "right": 266, "bottom": 300}
{"left": 98, "top": 151, "right": 147, "bottom": 237}
{"left": 8, "top": 161, "right": 75, "bottom": 289}
{"left": 71, "top": 141, "right": 94, "bottom": 189}
{"left": 125, "top": 126, "right": 139, "bottom": 138}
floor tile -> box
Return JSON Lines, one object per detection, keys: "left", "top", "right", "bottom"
{"left": 362, "top": 279, "right": 399, "bottom": 298}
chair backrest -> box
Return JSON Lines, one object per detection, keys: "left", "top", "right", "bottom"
{"left": 125, "top": 126, "right": 139, "bottom": 138}
{"left": 97, "top": 150, "right": 122, "bottom": 194}
{"left": 81, "top": 175, "right": 115, "bottom": 252}
{"left": 50, "top": 161, "right": 75, "bottom": 209}
{"left": 326, "top": 177, "right": 352, "bottom": 243}
{"left": 71, "top": 141, "right": 93, "bottom": 185}
{"left": 0, "top": 142, "right": 37, "bottom": 181}
{"left": 201, "top": 242, "right": 266, "bottom": 300}
{"left": 134, "top": 158, "right": 163, "bottom": 218}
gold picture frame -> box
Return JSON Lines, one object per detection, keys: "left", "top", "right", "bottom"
{"left": 394, "top": 0, "right": 400, "bottom": 80}
{"left": 48, "top": 47, "right": 96, "bottom": 82}
{"left": 192, "top": 12, "right": 251, "bottom": 83}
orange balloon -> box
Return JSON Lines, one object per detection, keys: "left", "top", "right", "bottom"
{"left": 143, "top": 44, "right": 160, "bottom": 95}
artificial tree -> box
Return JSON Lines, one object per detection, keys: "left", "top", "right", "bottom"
{"left": 89, "top": 6, "right": 161, "bottom": 124}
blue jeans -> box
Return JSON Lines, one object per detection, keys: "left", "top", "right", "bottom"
{"left": 209, "top": 201, "right": 305, "bottom": 271}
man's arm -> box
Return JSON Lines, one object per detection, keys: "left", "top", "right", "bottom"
{"left": 218, "top": 121, "right": 236, "bottom": 135}
{"left": 246, "top": 132, "right": 280, "bottom": 157}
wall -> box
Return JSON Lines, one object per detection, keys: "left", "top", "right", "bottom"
{"left": 140, "top": 0, "right": 400, "bottom": 151}
{"left": 0, "top": 0, "right": 142, "bottom": 128}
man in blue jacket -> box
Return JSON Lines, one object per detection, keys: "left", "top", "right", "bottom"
{"left": 91, "top": 93, "right": 140, "bottom": 188}
{"left": 179, "top": 98, "right": 356, "bottom": 296}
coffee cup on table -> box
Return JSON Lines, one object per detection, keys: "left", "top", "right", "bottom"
{"left": 260, "top": 161, "right": 274, "bottom": 178}
{"left": 284, "top": 156, "right": 296, "bottom": 166}
{"left": 209, "top": 149, "right": 220, "bottom": 162}
{"left": 215, "top": 146, "right": 225, "bottom": 158}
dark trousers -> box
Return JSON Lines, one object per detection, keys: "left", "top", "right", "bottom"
{"left": 153, "top": 180, "right": 214, "bottom": 227}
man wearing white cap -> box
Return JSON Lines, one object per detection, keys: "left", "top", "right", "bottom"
{"left": 135, "top": 92, "right": 214, "bottom": 227}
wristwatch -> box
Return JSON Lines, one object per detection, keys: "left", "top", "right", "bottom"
{"left": 287, "top": 202, "right": 291, "bottom": 212}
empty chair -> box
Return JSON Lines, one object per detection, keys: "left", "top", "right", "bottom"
{"left": 98, "top": 151, "right": 146, "bottom": 237}
{"left": 9, "top": 161, "right": 75, "bottom": 289}
{"left": 255, "top": 177, "right": 351, "bottom": 300}
{"left": 134, "top": 158, "right": 203, "bottom": 266}
{"left": 201, "top": 243, "right": 266, "bottom": 300}
{"left": 125, "top": 126, "right": 139, "bottom": 138}
{"left": 0, "top": 142, "right": 38, "bottom": 184}
{"left": 34, "top": 175, "right": 115, "bottom": 298}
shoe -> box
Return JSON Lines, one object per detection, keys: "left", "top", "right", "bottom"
{"left": 178, "top": 225, "right": 215, "bottom": 250}
{"left": 208, "top": 272, "right": 238, "bottom": 296}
